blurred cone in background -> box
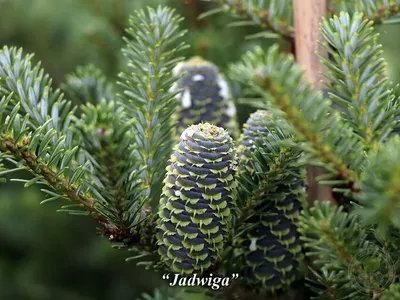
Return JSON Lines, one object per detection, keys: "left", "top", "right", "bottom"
{"left": 170, "top": 56, "right": 239, "bottom": 140}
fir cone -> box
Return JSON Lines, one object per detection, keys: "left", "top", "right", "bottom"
{"left": 236, "top": 110, "right": 305, "bottom": 293}
{"left": 170, "top": 57, "right": 239, "bottom": 140}
{"left": 157, "top": 123, "right": 236, "bottom": 275}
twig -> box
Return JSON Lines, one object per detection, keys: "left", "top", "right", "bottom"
{"left": 1, "top": 134, "right": 105, "bottom": 222}
{"left": 219, "top": 0, "right": 294, "bottom": 41}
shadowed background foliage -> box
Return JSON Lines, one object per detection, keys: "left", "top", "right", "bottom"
{"left": 0, "top": 0, "right": 399, "bottom": 299}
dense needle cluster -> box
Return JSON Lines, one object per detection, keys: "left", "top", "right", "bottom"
{"left": 157, "top": 123, "right": 236, "bottom": 275}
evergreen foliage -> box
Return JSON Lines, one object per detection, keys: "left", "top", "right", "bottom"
{"left": 299, "top": 201, "right": 373, "bottom": 299}
{"left": 118, "top": 6, "right": 188, "bottom": 209}
{"left": 318, "top": 13, "right": 399, "bottom": 151}
{"left": 62, "top": 64, "right": 114, "bottom": 104}
{"left": 203, "top": 0, "right": 294, "bottom": 40}
{"left": 333, "top": 0, "right": 400, "bottom": 23}
{"left": 1, "top": 1, "right": 400, "bottom": 299}
{"left": 230, "top": 44, "right": 364, "bottom": 194}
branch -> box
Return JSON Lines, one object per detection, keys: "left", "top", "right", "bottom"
{"left": 230, "top": 45, "right": 362, "bottom": 195}
{"left": 299, "top": 201, "right": 381, "bottom": 298}
{"left": 118, "top": 6, "right": 188, "bottom": 207}
{"left": 355, "top": 136, "right": 400, "bottom": 235}
{"left": 0, "top": 46, "right": 75, "bottom": 134}
{"left": 0, "top": 94, "right": 105, "bottom": 222}
{"left": 0, "top": 47, "right": 115, "bottom": 222}
{"left": 209, "top": 0, "right": 294, "bottom": 41}
{"left": 0, "top": 134, "right": 100, "bottom": 214}
{"left": 334, "top": 0, "right": 400, "bottom": 24}
{"left": 319, "top": 12, "right": 399, "bottom": 152}
{"left": 73, "top": 100, "right": 146, "bottom": 239}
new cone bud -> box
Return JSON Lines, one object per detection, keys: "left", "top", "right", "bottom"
{"left": 236, "top": 110, "right": 304, "bottom": 292}
{"left": 170, "top": 57, "right": 239, "bottom": 140}
{"left": 157, "top": 123, "right": 236, "bottom": 275}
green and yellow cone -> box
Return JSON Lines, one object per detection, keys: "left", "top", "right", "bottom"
{"left": 157, "top": 123, "right": 236, "bottom": 275}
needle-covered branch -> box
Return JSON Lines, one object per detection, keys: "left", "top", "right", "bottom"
{"left": 73, "top": 99, "right": 146, "bottom": 240}
{"left": 118, "top": 6, "right": 188, "bottom": 208}
{"left": 230, "top": 45, "right": 363, "bottom": 194}
{"left": 334, "top": 0, "right": 400, "bottom": 24}
{"left": 0, "top": 47, "right": 75, "bottom": 134}
{"left": 60, "top": 57, "right": 149, "bottom": 240}
{"left": 203, "top": 0, "right": 294, "bottom": 40}
{"left": 0, "top": 95, "right": 104, "bottom": 221}
{"left": 355, "top": 136, "right": 400, "bottom": 235}
{"left": 319, "top": 12, "right": 399, "bottom": 152}
{"left": 0, "top": 45, "right": 148, "bottom": 238}
{"left": 0, "top": 47, "right": 109, "bottom": 217}
{"left": 299, "top": 201, "right": 391, "bottom": 299}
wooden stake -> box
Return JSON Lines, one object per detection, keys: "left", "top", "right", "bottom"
{"left": 293, "top": 0, "right": 335, "bottom": 206}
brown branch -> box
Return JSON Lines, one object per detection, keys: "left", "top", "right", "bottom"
{"left": 1, "top": 132, "right": 158, "bottom": 252}
{"left": 328, "top": 2, "right": 400, "bottom": 24}
{"left": 0, "top": 133, "right": 106, "bottom": 223}
{"left": 218, "top": 0, "right": 400, "bottom": 48}
{"left": 320, "top": 220, "right": 353, "bottom": 264}
{"left": 219, "top": 0, "right": 295, "bottom": 41}
{"left": 99, "top": 136, "right": 125, "bottom": 222}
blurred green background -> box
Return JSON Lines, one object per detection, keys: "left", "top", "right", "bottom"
{"left": 0, "top": 1, "right": 399, "bottom": 299}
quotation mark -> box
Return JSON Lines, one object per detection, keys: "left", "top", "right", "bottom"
{"left": 231, "top": 273, "right": 239, "bottom": 279}
{"left": 162, "top": 274, "right": 170, "bottom": 280}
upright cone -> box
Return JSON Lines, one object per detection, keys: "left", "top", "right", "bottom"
{"left": 236, "top": 110, "right": 305, "bottom": 293}
{"left": 157, "top": 123, "right": 236, "bottom": 274}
